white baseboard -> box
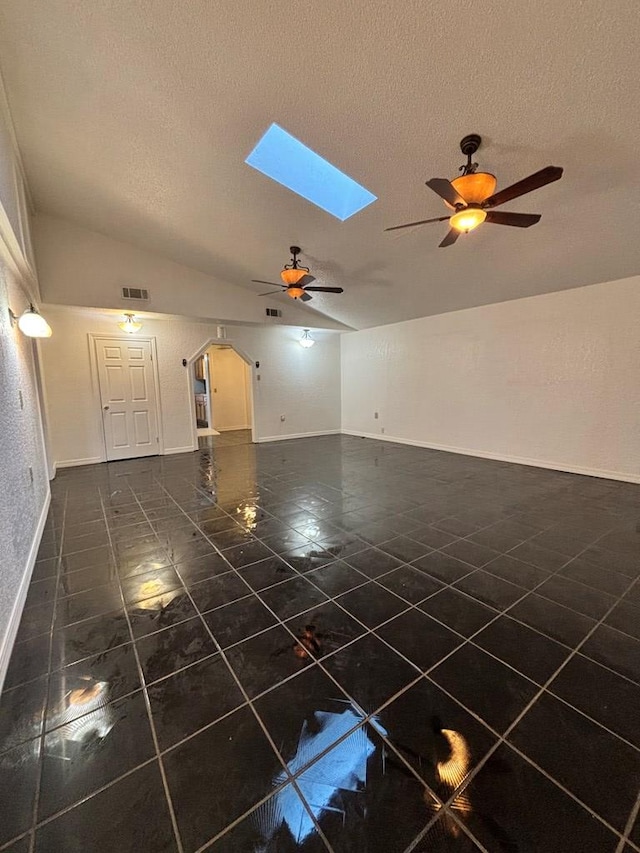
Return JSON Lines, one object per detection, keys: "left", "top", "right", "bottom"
{"left": 0, "top": 488, "right": 51, "bottom": 695}
{"left": 164, "top": 446, "right": 196, "bottom": 456}
{"left": 341, "top": 430, "right": 640, "bottom": 484}
{"left": 56, "top": 455, "right": 103, "bottom": 469}
{"left": 256, "top": 429, "right": 341, "bottom": 443}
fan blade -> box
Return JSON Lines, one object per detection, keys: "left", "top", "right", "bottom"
{"left": 298, "top": 274, "right": 316, "bottom": 286}
{"left": 258, "top": 289, "right": 285, "bottom": 296}
{"left": 426, "top": 178, "right": 467, "bottom": 206}
{"left": 485, "top": 211, "right": 541, "bottom": 228}
{"left": 251, "top": 279, "right": 284, "bottom": 288}
{"left": 385, "top": 216, "right": 450, "bottom": 232}
{"left": 483, "top": 166, "right": 563, "bottom": 208}
{"left": 303, "top": 286, "right": 344, "bottom": 294}
{"left": 439, "top": 228, "right": 460, "bottom": 248}
{"left": 300, "top": 292, "right": 313, "bottom": 302}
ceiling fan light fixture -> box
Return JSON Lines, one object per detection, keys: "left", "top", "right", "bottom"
{"left": 450, "top": 172, "right": 497, "bottom": 205}
{"left": 450, "top": 206, "right": 487, "bottom": 233}
{"left": 287, "top": 286, "right": 305, "bottom": 299}
{"left": 299, "top": 329, "right": 315, "bottom": 348}
{"left": 280, "top": 267, "right": 307, "bottom": 285}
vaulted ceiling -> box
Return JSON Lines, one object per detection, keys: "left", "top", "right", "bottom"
{"left": 0, "top": 0, "right": 638, "bottom": 329}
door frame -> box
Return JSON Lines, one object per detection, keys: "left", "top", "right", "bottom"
{"left": 89, "top": 334, "right": 164, "bottom": 462}
{"left": 187, "top": 340, "right": 257, "bottom": 449}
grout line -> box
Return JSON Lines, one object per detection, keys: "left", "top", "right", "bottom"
{"left": 405, "top": 559, "right": 640, "bottom": 852}
{"left": 15, "top": 446, "right": 639, "bottom": 853}
{"left": 28, "top": 483, "right": 68, "bottom": 853}
{"left": 98, "top": 489, "right": 185, "bottom": 853}
{"left": 618, "top": 789, "right": 640, "bottom": 852}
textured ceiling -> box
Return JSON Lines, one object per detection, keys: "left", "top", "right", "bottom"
{"left": 0, "top": 0, "right": 639, "bottom": 329}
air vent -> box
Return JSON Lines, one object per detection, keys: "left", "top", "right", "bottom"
{"left": 265, "top": 308, "right": 282, "bottom": 318}
{"left": 122, "top": 287, "right": 149, "bottom": 301}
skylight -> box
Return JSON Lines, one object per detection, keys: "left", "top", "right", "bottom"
{"left": 245, "top": 123, "right": 377, "bottom": 221}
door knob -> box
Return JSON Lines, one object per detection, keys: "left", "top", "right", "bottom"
{"left": 103, "top": 405, "right": 110, "bottom": 411}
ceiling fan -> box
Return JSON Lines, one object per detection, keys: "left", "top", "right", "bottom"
{"left": 251, "top": 247, "right": 344, "bottom": 301}
{"left": 385, "top": 135, "right": 563, "bottom": 247}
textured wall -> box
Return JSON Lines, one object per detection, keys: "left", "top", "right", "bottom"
{"left": 342, "top": 277, "right": 640, "bottom": 482}
{"left": 33, "top": 215, "right": 349, "bottom": 331}
{"left": 0, "top": 82, "right": 49, "bottom": 679}
{"left": 40, "top": 307, "right": 342, "bottom": 465}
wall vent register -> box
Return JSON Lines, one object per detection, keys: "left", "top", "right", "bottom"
{"left": 121, "top": 287, "right": 150, "bottom": 301}
{"left": 265, "top": 308, "right": 282, "bottom": 317}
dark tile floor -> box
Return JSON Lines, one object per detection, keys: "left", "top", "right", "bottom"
{"left": 1, "top": 431, "right": 639, "bottom": 852}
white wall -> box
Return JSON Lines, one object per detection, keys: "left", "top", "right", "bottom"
{"left": 41, "top": 306, "right": 342, "bottom": 466}
{"left": 33, "top": 214, "right": 349, "bottom": 331}
{"left": 342, "top": 277, "right": 640, "bottom": 483}
{"left": 0, "top": 84, "right": 50, "bottom": 689}
{"left": 207, "top": 347, "right": 251, "bottom": 431}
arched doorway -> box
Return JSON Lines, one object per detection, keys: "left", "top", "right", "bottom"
{"left": 187, "top": 339, "right": 256, "bottom": 449}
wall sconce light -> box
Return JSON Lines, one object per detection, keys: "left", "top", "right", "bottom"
{"left": 118, "top": 312, "right": 143, "bottom": 334}
{"left": 10, "top": 304, "right": 53, "bottom": 338}
{"left": 299, "top": 329, "right": 315, "bottom": 348}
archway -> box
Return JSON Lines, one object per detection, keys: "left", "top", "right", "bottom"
{"left": 187, "top": 338, "right": 257, "bottom": 449}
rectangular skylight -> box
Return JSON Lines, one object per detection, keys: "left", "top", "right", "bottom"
{"left": 245, "top": 123, "right": 376, "bottom": 221}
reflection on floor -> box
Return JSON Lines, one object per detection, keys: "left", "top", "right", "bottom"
{"left": 197, "top": 427, "right": 220, "bottom": 438}
{"left": 199, "top": 428, "right": 252, "bottom": 449}
{"left": 1, "top": 434, "right": 639, "bottom": 852}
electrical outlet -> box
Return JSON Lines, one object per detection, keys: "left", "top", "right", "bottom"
{"left": 381, "top": 427, "right": 385, "bottom": 434}
{"left": 280, "top": 414, "right": 286, "bottom": 422}
{"left": 374, "top": 412, "right": 379, "bottom": 419}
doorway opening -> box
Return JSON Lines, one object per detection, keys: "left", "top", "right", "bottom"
{"left": 189, "top": 343, "right": 255, "bottom": 448}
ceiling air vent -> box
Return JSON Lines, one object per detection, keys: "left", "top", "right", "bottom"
{"left": 265, "top": 307, "right": 282, "bottom": 318}
{"left": 122, "top": 287, "right": 150, "bottom": 301}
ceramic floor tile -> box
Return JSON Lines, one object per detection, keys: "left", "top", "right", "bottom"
{"left": 148, "top": 654, "right": 245, "bottom": 750}
{"left": 376, "top": 609, "right": 463, "bottom": 671}
{"left": 285, "top": 601, "right": 366, "bottom": 660}
{"left": 377, "top": 565, "right": 444, "bottom": 604}
{"left": 253, "top": 665, "right": 357, "bottom": 773}
{"left": 322, "top": 634, "right": 420, "bottom": 714}
{"left": 580, "top": 623, "right": 640, "bottom": 683}
{"left": 0, "top": 740, "right": 41, "bottom": 846}
{"left": 418, "top": 587, "right": 496, "bottom": 637}
{"left": 473, "top": 615, "right": 570, "bottom": 684}
{"left": 203, "top": 592, "right": 277, "bottom": 648}
{"left": 305, "top": 561, "right": 368, "bottom": 597}
{"left": 163, "top": 705, "right": 282, "bottom": 852}
{"left": 38, "top": 690, "right": 155, "bottom": 821}
{"left": 34, "top": 761, "right": 178, "bottom": 853}
{"left": 4, "top": 436, "right": 640, "bottom": 852}
{"left": 47, "top": 643, "right": 141, "bottom": 732}
{"left": 430, "top": 643, "right": 539, "bottom": 733}
{"left": 508, "top": 691, "right": 640, "bottom": 832}
{"left": 343, "top": 547, "right": 403, "bottom": 579}
{"left": 336, "top": 583, "right": 407, "bottom": 629}
{"left": 459, "top": 743, "right": 618, "bottom": 853}
{"left": 135, "top": 617, "right": 217, "bottom": 683}
{"left": 453, "top": 569, "right": 526, "bottom": 610}
{"left": 549, "top": 654, "right": 640, "bottom": 747}
{"left": 258, "top": 576, "right": 329, "bottom": 620}
{"left": 225, "top": 625, "right": 313, "bottom": 698}
{"left": 0, "top": 675, "right": 48, "bottom": 754}
{"left": 509, "top": 593, "right": 597, "bottom": 647}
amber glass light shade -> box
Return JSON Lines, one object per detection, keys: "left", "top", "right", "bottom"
{"left": 286, "top": 286, "right": 305, "bottom": 299}
{"left": 450, "top": 172, "right": 497, "bottom": 205}
{"left": 281, "top": 267, "right": 307, "bottom": 285}
{"left": 450, "top": 206, "right": 487, "bottom": 233}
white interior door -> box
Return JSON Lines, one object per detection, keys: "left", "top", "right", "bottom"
{"left": 95, "top": 338, "right": 160, "bottom": 461}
